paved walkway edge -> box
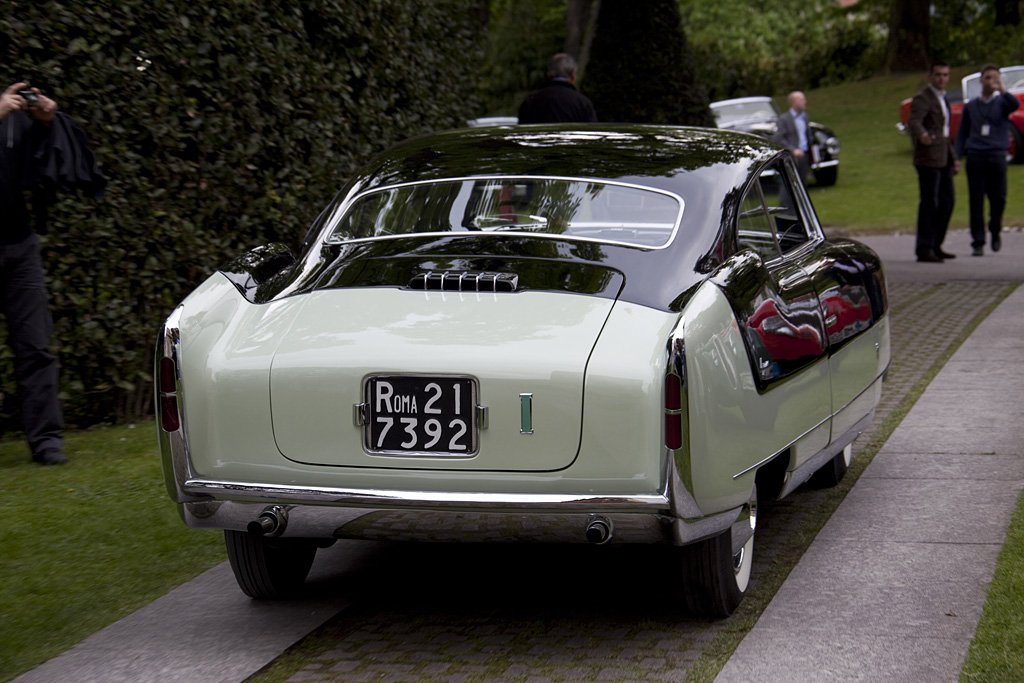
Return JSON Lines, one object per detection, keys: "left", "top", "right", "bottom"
{"left": 716, "top": 285, "right": 1024, "bottom": 682}
{"left": 12, "top": 542, "right": 381, "bottom": 683}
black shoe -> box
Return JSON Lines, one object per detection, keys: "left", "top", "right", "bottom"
{"left": 917, "top": 253, "right": 944, "bottom": 262}
{"left": 972, "top": 246, "right": 984, "bottom": 256}
{"left": 992, "top": 233, "right": 1002, "bottom": 252}
{"left": 937, "top": 249, "right": 957, "bottom": 259}
{"left": 33, "top": 449, "right": 67, "bottom": 465}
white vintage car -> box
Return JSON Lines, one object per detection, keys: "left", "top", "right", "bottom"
{"left": 157, "top": 124, "right": 889, "bottom": 616}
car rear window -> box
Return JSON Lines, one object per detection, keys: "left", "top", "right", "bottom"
{"left": 324, "top": 177, "right": 684, "bottom": 249}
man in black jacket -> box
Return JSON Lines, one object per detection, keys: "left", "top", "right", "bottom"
{"left": 518, "top": 53, "right": 597, "bottom": 124}
{"left": 0, "top": 82, "right": 67, "bottom": 465}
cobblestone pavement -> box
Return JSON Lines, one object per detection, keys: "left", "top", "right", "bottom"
{"left": 257, "top": 281, "right": 1017, "bottom": 683}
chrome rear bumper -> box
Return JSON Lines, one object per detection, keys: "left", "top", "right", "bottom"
{"left": 178, "top": 472, "right": 740, "bottom": 547}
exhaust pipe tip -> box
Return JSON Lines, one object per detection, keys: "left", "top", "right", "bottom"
{"left": 585, "top": 516, "right": 613, "bottom": 545}
{"left": 248, "top": 505, "right": 288, "bottom": 536}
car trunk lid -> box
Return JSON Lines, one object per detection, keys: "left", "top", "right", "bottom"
{"left": 269, "top": 284, "right": 620, "bottom": 471}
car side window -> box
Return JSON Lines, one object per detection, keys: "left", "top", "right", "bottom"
{"left": 758, "top": 164, "right": 811, "bottom": 254}
{"left": 736, "top": 181, "right": 780, "bottom": 261}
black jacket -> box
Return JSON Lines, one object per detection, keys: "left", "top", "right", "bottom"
{"left": 0, "top": 112, "right": 49, "bottom": 243}
{"left": 518, "top": 80, "right": 598, "bottom": 124}
{"left": 0, "top": 111, "right": 105, "bottom": 242}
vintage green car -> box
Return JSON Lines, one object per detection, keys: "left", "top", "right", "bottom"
{"left": 157, "top": 125, "right": 889, "bottom": 617}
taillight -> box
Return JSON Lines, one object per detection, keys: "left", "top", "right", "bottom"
{"left": 159, "top": 357, "right": 176, "bottom": 393}
{"left": 665, "top": 373, "right": 682, "bottom": 450}
{"left": 159, "top": 356, "right": 180, "bottom": 432}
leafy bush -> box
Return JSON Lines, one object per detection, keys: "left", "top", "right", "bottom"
{"left": 680, "top": 0, "right": 886, "bottom": 100}
{"left": 930, "top": 0, "right": 1024, "bottom": 70}
{"left": 0, "top": 0, "right": 484, "bottom": 428}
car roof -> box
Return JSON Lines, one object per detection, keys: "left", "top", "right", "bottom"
{"left": 710, "top": 96, "right": 774, "bottom": 108}
{"left": 347, "top": 124, "right": 778, "bottom": 197}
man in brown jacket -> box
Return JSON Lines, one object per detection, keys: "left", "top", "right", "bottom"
{"left": 908, "top": 61, "right": 961, "bottom": 262}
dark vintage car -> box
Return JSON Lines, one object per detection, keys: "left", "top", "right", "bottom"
{"left": 710, "top": 96, "right": 841, "bottom": 186}
{"left": 156, "top": 125, "right": 888, "bottom": 617}
{"left": 897, "top": 65, "right": 1024, "bottom": 162}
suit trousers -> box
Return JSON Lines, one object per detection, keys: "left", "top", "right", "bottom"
{"left": 0, "top": 234, "right": 63, "bottom": 457}
{"left": 915, "top": 164, "right": 955, "bottom": 258}
{"left": 965, "top": 155, "right": 1008, "bottom": 248}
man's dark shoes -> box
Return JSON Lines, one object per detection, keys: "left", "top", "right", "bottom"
{"left": 33, "top": 449, "right": 67, "bottom": 465}
{"left": 972, "top": 246, "right": 984, "bottom": 256}
{"left": 937, "top": 249, "right": 957, "bottom": 259}
{"left": 917, "top": 253, "right": 944, "bottom": 262}
{"left": 992, "top": 233, "right": 1002, "bottom": 252}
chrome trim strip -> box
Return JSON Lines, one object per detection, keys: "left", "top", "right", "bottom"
{"left": 810, "top": 159, "right": 840, "bottom": 169}
{"left": 733, "top": 447, "right": 791, "bottom": 480}
{"left": 664, "top": 314, "right": 707, "bottom": 521}
{"left": 519, "top": 393, "right": 534, "bottom": 434}
{"left": 778, "top": 409, "right": 875, "bottom": 500}
{"left": 321, "top": 175, "right": 686, "bottom": 252}
{"left": 156, "top": 305, "right": 204, "bottom": 504}
{"left": 182, "top": 478, "right": 670, "bottom": 511}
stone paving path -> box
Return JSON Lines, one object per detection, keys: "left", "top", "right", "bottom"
{"left": 253, "top": 281, "right": 1017, "bottom": 683}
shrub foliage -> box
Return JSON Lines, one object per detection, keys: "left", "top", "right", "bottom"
{"left": 0, "top": 0, "right": 484, "bottom": 428}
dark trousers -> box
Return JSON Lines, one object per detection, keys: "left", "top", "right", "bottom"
{"left": 915, "top": 164, "right": 955, "bottom": 257}
{"left": 965, "top": 155, "right": 1008, "bottom": 248}
{"left": 0, "top": 234, "right": 63, "bottom": 457}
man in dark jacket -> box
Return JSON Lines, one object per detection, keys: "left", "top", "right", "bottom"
{"left": 0, "top": 82, "right": 68, "bottom": 464}
{"left": 518, "top": 53, "right": 597, "bottom": 125}
{"left": 908, "top": 61, "right": 960, "bottom": 262}
{"left": 955, "top": 64, "right": 1021, "bottom": 256}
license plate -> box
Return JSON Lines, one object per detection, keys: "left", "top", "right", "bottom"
{"left": 364, "top": 375, "right": 477, "bottom": 456}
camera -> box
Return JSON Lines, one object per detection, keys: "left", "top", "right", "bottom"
{"left": 18, "top": 88, "right": 38, "bottom": 108}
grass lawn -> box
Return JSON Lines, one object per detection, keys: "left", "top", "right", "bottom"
{"left": 961, "top": 495, "right": 1024, "bottom": 681}
{"left": 0, "top": 421, "right": 224, "bottom": 681}
{"left": 803, "top": 68, "right": 1024, "bottom": 235}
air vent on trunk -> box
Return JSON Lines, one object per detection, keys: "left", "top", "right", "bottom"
{"left": 408, "top": 271, "right": 519, "bottom": 293}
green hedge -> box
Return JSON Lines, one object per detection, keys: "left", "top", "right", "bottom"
{"left": 0, "top": 0, "right": 484, "bottom": 429}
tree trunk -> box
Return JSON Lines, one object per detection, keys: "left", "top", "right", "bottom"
{"left": 565, "top": 0, "right": 591, "bottom": 58}
{"left": 995, "top": 0, "right": 1021, "bottom": 26}
{"left": 565, "top": 0, "right": 600, "bottom": 81}
{"left": 883, "top": 0, "right": 930, "bottom": 73}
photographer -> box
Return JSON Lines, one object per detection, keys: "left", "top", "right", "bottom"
{"left": 0, "top": 81, "right": 102, "bottom": 465}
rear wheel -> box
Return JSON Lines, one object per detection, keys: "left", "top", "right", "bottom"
{"left": 680, "top": 488, "right": 757, "bottom": 617}
{"left": 224, "top": 530, "right": 318, "bottom": 599}
{"left": 808, "top": 443, "right": 852, "bottom": 489}
{"left": 1010, "top": 126, "right": 1023, "bottom": 164}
